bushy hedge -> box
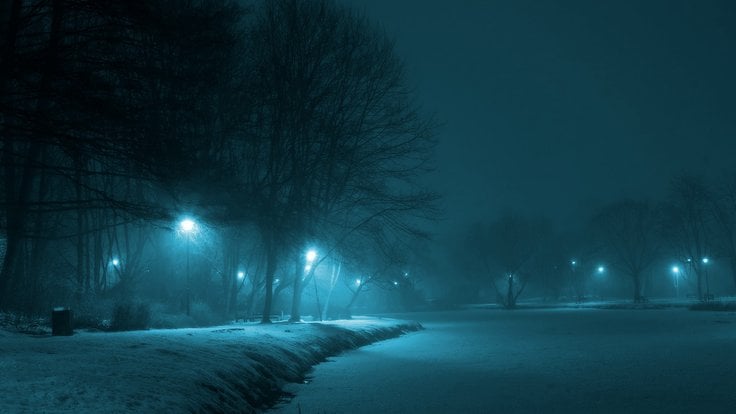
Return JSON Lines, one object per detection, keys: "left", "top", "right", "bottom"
{"left": 110, "top": 302, "right": 151, "bottom": 331}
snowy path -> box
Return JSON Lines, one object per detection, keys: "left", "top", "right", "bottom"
{"left": 0, "top": 318, "right": 419, "bottom": 413}
{"left": 271, "top": 308, "right": 736, "bottom": 413}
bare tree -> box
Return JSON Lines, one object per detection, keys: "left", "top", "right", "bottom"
{"left": 711, "top": 174, "right": 736, "bottom": 292}
{"left": 662, "top": 175, "right": 715, "bottom": 300}
{"left": 469, "top": 214, "right": 550, "bottom": 308}
{"left": 244, "top": 0, "right": 437, "bottom": 323}
{"left": 591, "top": 200, "right": 661, "bottom": 303}
{"left": 0, "top": 0, "right": 245, "bottom": 312}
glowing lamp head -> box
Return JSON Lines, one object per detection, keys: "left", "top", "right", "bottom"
{"left": 306, "top": 250, "right": 317, "bottom": 263}
{"left": 111, "top": 258, "right": 120, "bottom": 266}
{"left": 180, "top": 218, "right": 195, "bottom": 233}
{"left": 571, "top": 260, "right": 577, "bottom": 266}
{"left": 237, "top": 271, "right": 245, "bottom": 279}
{"left": 702, "top": 257, "right": 709, "bottom": 264}
{"left": 355, "top": 278, "right": 361, "bottom": 286}
{"left": 672, "top": 266, "right": 680, "bottom": 274}
{"left": 597, "top": 266, "right": 605, "bottom": 273}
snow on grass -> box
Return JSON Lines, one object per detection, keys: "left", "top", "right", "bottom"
{"left": 0, "top": 317, "right": 421, "bottom": 413}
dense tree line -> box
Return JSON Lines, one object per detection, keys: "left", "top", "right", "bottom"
{"left": 454, "top": 172, "right": 736, "bottom": 307}
{"left": 0, "top": 0, "right": 438, "bottom": 322}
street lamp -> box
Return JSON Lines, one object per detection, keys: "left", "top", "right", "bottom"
{"left": 305, "top": 249, "right": 320, "bottom": 321}
{"left": 305, "top": 249, "right": 317, "bottom": 273}
{"left": 306, "top": 249, "right": 317, "bottom": 263}
{"left": 179, "top": 218, "right": 197, "bottom": 316}
{"left": 702, "top": 257, "right": 711, "bottom": 300}
{"left": 597, "top": 266, "right": 605, "bottom": 274}
{"left": 570, "top": 259, "right": 581, "bottom": 302}
{"left": 237, "top": 271, "right": 245, "bottom": 280}
{"left": 672, "top": 265, "right": 680, "bottom": 298}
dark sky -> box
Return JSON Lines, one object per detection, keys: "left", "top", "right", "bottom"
{"left": 345, "top": 0, "right": 736, "bottom": 231}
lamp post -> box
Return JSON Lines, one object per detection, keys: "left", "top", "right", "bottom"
{"left": 570, "top": 259, "right": 581, "bottom": 302}
{"left": 702, "top": 257, "right": 711, "bottom": 301}
{"left": 306, "top": 250, "right": 322, "bottom": 321}
{"left": 672, "top": 265, "right": 680, "bottom": 298}
{"left": 179, "top": 218, "right": 196, "bottom": 316}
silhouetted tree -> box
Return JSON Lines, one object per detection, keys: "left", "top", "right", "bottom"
{"left": 662, "top": 175, "right": 715, "bottom": 300}
{"left": 0, "top": 0, "right": 245, "bottom": 312}
{"left": 244, "top": 0, "right": 437, "bottom": 323}
{"left": 712, "top": 174, "right": 736, "bottom": 292}
{"left": 591, "top": 200, "right": 661, "bottom": 303}
{"left": 468, "top": 214, "right": 550, "bottom": 308}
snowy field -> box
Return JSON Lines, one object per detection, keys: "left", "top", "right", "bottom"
{"left": 273, "top": 308, "right": 736, "bottom": 414}
{"left": 0, "top": 317, "right": 420, "bottom": 413}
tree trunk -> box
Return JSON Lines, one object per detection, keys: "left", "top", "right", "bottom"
{"left": 0, "top": 0, "right": 64, "bottom": 309}
{"left": 321, "top": 261, "right": 341, "bottom": 321}
{"left": 633, "top": 274, "right": 642, "bottom": 303}
{"left": 345, "top": 283, "right": 364, "bottom": 315}
{"left": 260, "top": 233, "right": 277, "bottom": 324}
{"left": 289, "top": 253, "right": 303, "bottom": 322}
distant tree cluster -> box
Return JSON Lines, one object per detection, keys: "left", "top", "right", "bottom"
{"left": 453, "top": 173, "right": 736, "bottom": 306}
{"left": 0, "top": 0, "right": 438, "bottom": 323}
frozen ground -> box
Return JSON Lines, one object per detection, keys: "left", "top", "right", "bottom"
{"left": 0, "top": 317, "right": 420, "bottom": 413}
{"left": 272, "top": 308, "right": 736, "bottom": 414}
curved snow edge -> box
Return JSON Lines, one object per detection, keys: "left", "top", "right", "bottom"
{"left": 196, "top": 319, "right": 423, "bottom": 413}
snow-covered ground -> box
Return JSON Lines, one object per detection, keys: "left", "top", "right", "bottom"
{"left": 273, "top": 308, "right": 736, "bottom": 414}
{"left": 0, "top": 317, "right": 420, "bottom": 413}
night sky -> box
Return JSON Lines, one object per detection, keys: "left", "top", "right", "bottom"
{"left": 347, "top": 0, "right": 736, "bottom": 231}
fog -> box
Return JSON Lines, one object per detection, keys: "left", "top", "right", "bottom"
{"left": 2, "top": 1, "right": 736, "bottom": 413}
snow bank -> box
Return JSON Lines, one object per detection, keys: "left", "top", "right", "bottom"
{"left": 0, "top": 317, "right": 421, "bottom": 413}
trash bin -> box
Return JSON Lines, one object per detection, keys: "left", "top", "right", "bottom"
{"left": 52, "top": 307, "right": 73, "bottom": 336}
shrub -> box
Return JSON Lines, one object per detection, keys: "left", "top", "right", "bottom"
{"left": 110, "top": 301, "right": 151, "bottom": 331}
{"left": 190, "top": 301, "right": 224, "bottom": 327}
{"left": 73, "top": 298, "right": 114, "bottom": 331}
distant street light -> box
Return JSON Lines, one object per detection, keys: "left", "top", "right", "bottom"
{"left": 111, "top": 258, "right": 120, "bottom": 267}
{"left": 237, "top": 271, "right": 245, "bottom": 279}
{"left": 355, "top": 278, "right": 362, "bottom": 286}
{"left": 672, "top": 265, "right": 681, "bottom": 298}
{"left": 597, "top": 266, "right": 605, "bottom": 274}
{"left": 702, "top": 257, "right": 711, "bottom": 300}
{"left": 179, "top": 217, "right": 197, "bottom": 316}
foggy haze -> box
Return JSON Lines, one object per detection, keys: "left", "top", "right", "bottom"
{"left": 350, "top": 0, "right": 736, "bottom": 229}
{"left": 2, "top": 1, "right": 736, "bottom": 413}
